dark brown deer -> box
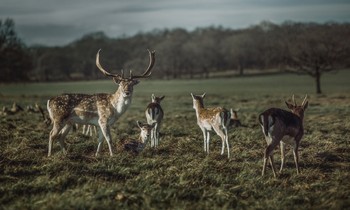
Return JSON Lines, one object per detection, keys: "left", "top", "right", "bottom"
{"left": 259, "top": 95, "right": 308, "bottom": 177}
{"left": 47, "top": 49, "right": 156, "bottom": 157}
{"left": 145, "top": 94, "right": 165, "bottom": 148}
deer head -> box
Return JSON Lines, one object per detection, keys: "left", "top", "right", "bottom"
{"left": 137, "top": 121, "right": 157, "bottom": 143}
{"left": 151, "top": 94, "right": 165, "bottom": 104}
{"left": 285, "top": 95, "right": 309, "bottom": 120}
{"left": 96, "top": 49, "right": 156, "bottom": 97}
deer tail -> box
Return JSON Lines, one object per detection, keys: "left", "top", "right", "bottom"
{"left": 221, "top": 110, "right": 231, "bottom": 129}
{"left": 259, "top": 113, "right": 274, "bottom": 136}
{"left": 46, "top": 100, "right": 53, "bottom": 126}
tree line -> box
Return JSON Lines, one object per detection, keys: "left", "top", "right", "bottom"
{"left": 1, "top": 18, "right": 350, "bottom": 93}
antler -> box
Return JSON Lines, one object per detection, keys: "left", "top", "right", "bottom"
{"left": 96, "top": 49, "right": 123, "bottom": 80}
{"left": 302, "top": 94, "right": 308, "bottom": 106}
{"left": 130, "top": 49, "right": 156, "bottom": 79}
{"left": 292, "top": 94, "right": 297, "bottom": 106}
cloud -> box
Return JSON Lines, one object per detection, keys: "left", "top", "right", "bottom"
{"left": 1, "top": 0, "right": 350, "bottom": 46}
{"left": 16, "top": 24, "right": 89, "bottom": 46}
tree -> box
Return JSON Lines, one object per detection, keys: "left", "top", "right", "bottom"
{"left": 223, "top": 31, "right": 258, "bottom": 75}
{"left": 281, "top": 22, "right": 350, "bottom": 94}
{"left": 0, "top": 18, "right": 33, "bottom": 82}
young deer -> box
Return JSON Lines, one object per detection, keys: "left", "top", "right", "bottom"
{"left": 229, "top": 108, "right": 242, "bottom": 128}
{"left": 191, "top": 93, "right": 231, "bottom": 158}
{"left": 145, "top": 94, "right": 165, "bottom": 147}
{"left": 259, "top": 95, "right": 308, "bottom": 177}
{"left": 123, "top": 121, "right": 157, "bottom": 154}
{"left": 47, "top": 49, "right": 156, "bottom": 157}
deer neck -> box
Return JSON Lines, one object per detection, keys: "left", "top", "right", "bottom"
{"left": 139, "top": 134, "right": 148, "bottom": 144}
{"left": 111, "top": 87, "right": 132, "bottom": 115}
{"left": 193, "top": 99, "right": 204, "bottom": 110}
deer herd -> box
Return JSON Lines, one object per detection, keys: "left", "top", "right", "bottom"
{"left": 4, "top": 49, "right": 310, "bottom": 177}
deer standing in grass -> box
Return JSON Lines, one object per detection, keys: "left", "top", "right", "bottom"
{"left": 47, "top": 49, "right": 156, "bottom": 157}
{"left": 123, "top": 121, "right": 157, "bottom": 154}
{"left": 191, "top": 93, "right": 231, "bottom": 158}
{"left": 145, "top": 94, "right": 164, "bottom": 147}
{"left": 259, "top": 95, "right": 308, "bottom": 177}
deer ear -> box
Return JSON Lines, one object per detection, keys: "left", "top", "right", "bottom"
{"left": 136, "top": 121, "right": 142, "bottom": 128}
{"left": 160, "top": 96, "right": 165, "bottom": 101}
{"left": 133, "top": 80, "right": 140, "bottom": 85}
{"left": 285, "top": 101, "right": 294, "bottom": 109}
{"left": 202, "top": 93, "right": 206, "bottom": 98}
{"left": 113, "top": 77, "right": 121, "bottom": 84}
{"left": 151, "top": 94, "right": 155, "bottom": 100}
{"left": 190, "top": 93, "right": 195, "bottom": 99}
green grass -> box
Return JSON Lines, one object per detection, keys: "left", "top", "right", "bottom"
{"left": 0, "top": 71, "right": 350, "bottom": 209}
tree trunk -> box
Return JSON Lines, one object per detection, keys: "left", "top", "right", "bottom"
{"left": 315, "top": 68, "right": 322, "bottom": 94}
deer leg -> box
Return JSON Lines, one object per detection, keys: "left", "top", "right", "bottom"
{"left": 150, "top": 128, "right": 155, "bottom": 148}
{"left": 88, "top": 125, "right": 93, "bottom": 136}
{"left": 57, "top": 124, "right": 72, "bottom": 155}
{"left": 201, "top": 128, "right": 207, "bottom": 152}
{"left": 223, "top": 127, "right": 230, "bottom": 159}
{"left": 154, "top": 123, "right": 159, "bottom": 148}
{"left": 293, "top": 140, "right": 300, "bottom": 174}
{"left": 82, "top": 124, "right": 86, "bottom": 135}
{"left": 262, "top": 138, "right": 279, "bottom": 177}
{"left": 96, "top": 128, "right": 104, "bottom": 157}
{"left": 269, "top": 154, "right": 277, "bottom": 177}
{"left": 154, "top": 128, "right": 157, "bottom": 147}
{"left": 93, "top": 126, "right": 97, "bottom": 136}
{"left": 206, "top": 131, "right": 210, "bottom": 154}
{"left": 156, "top": 124, "right": 160, "bottom": 147}
{"left": 105, "top": 126, "right": 113, "bottom": 156}
{"left": 48, "top": 122, "right": 64, "bottom": 157}
{"left": 212, "top": 125, "right": 227, "bottom": 157}
{"left": 98, "top": 120, "right": 113, "bottom": 157}
{"left": 280, "top": 142, "right": 286, "bottom": 172}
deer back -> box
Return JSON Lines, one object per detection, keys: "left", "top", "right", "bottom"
{"left": 259, "top": 108, "right": 303, "bottom": 137}
{"left": 47, "top": 93, "right": 118, "bottom": 124}
{"left": 145, "top": 102, "right": 164, "bottom": 122}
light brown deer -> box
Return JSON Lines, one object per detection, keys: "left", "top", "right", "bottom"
{"left": 191, "top": 93, "right": 231, "bottom": 158}
{"left": 47, "top": 49, "right": 156, "bottom": 157}
{"left": 123, "top": 121, "right": 157, "bottom": 154}
{"left": 145, "top": 94, "right": 164, "bottom": 147}
{"left": 259, "top": 95, "right": 308, "bottom": 177}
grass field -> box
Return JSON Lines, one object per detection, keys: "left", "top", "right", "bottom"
{"left": 1, "top": 71, "right": 350, "bottom": 209}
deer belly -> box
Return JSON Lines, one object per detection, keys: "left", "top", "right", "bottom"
{"left": 71, "top": 109, "right": 99, "bottom": 124}
{"left": 200, "top": 121, "right": 213, "bottom": 131}
{"left": 281, "top": 136, "right": 295, "bottom": 145}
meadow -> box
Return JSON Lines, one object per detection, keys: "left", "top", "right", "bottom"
{"left": 0, "top": 71, "right": 350, "bottom": 209}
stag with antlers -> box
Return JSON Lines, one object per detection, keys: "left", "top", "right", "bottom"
{"left": 47, "top": 49, "right": 156, "bottom": 157}
{"left": 259, "top": 95, "right": 308, "bottom": 177}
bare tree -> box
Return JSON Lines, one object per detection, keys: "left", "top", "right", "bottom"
{"left": 282, "top": 22, "right": 350, "bottom": 94}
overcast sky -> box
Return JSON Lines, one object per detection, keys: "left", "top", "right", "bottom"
{"left": 1, "top": 0, "right": 350, "bottom": 46}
